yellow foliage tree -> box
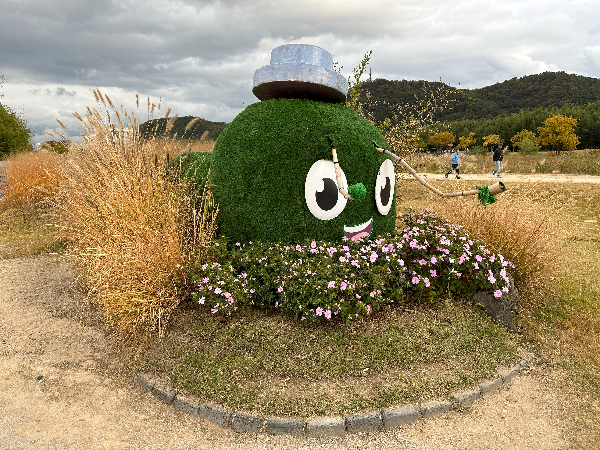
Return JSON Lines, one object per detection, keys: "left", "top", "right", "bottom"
{"left": 511, "top": 130, "right": 537, "bottom": 147}
{"left": 458, "top": 132, "right": 476, "bottom": 149}
{"left": 537, "top": 114, "right": 579, "bottom": 155}
{"left": 428, "top": 131, "right": 455, "bottom": 151}
{"left": 482, "top": 134, "right": 502, "bottom": 151}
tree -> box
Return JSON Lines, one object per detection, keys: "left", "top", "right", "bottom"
{"left": 0, "top": 103, "right": 34, "bottom": 159}
{"left": 482, "top": 134, "right": 502, "bottom": 151}
{"left": 537, "top": 114, "right": 579, "bottom": 154}
{"left": 458, "top": 132, "right": 476, "bottom": 149}
{"left": 0, "top": 74, "right": 34, "bottom": 159}
{"left": 511, "top": 129, "right": 537, "bottom": 148}
{"left": 428, "top": 131, "right": 455, "bottom": 151}
{"left": 510, "top": 129, "right": 540, "bottom": 153}
{"left": 346, "top": 50, "right": 372, "bottom": 118}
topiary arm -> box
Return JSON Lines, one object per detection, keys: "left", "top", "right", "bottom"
{"left": 371, "top": 141, "right": 506, "bottom": 205}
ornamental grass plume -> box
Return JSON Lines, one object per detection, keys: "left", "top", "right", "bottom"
{"left": 55, "top": 89, "right": 218, "bottom": 346}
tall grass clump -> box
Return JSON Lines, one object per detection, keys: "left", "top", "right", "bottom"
{"left": 0, "top": 150, "right": 63, "bottom": 210}
{"left": 55, "top": 89, "right": 218, "bottom": 345}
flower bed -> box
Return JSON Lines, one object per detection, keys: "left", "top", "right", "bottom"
{"left": 191, "top": 210, "right": 514, "bottom": 323}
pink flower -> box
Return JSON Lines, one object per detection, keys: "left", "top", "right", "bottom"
{"left": 328, "top": 280, "right": 336, "bottom": 288}
{"left": 430, "top": 269, "right": 437, "bottom": 277}
{"left": 214, "top": 287, "right": 222, "bottom": 294}
{"left": 316, "top": 307, "right": 323, "bottom": 316}
{"left": 324, "top": 310, "right": 332, "bottom": 319}
{"left": 278, "top": 286, "right": 283, "bottom": 292}
{"left": 494, "top": 290, "right": 502, "bottom": 298}
{"left": 340, "top": 281, "right": 347, "bottom": 290}
{"left": 475, "top": 255, "right": 483, "bottom": 262}
{"left": 430, "top": 256, "right": 437, "bottom": 264}
{"left": 202, "top": 277, "right": 209, "bottom": 283}
{"left": 311, "top": 240, "right": 317, "bottom": 249}
{"left": 456, "top": 272, "right": 462, "bottom": 278}
{"left": 198, "top": 296, "right": 205, "bottom": 305}
{"left": 412, "top": 276, "right": 419, "bottom": 284}
{"left": 370, "top": 252, "right": 378, "bottom": 263}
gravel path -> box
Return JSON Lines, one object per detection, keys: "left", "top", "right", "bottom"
{"left": 406, "top": 172, "right": 600, "bottom": 184}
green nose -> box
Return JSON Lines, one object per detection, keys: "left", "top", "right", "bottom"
{"left": 348, "top": 183, "right": 366, "bottom": 201}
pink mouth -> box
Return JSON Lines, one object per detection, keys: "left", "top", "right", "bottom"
{"left": 344, "top": 219, "right": 373, "bottom": 242}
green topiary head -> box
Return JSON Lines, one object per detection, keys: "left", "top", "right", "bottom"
{"left": 209, "top": 98, "right": 396, "bottom": 244}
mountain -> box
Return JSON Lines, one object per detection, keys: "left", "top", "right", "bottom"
{"left": 140, "top": 116, "right": 227, "bottom": 140}
{"left": 138, "top": 72, "right": 600, "bottom": 142}
{"left": 361, "top": 72, "right": 600, "bottom": 123}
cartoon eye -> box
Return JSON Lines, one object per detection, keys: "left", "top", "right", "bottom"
{"left": 375, "top": 158, "right": 395, "bottom": 216}
{"left": 305, "top": 160, "right": 348, "bottom": 220}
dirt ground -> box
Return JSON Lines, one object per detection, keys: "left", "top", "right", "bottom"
{"left": 0, "top": 253, "right": 574, "bottom": 449}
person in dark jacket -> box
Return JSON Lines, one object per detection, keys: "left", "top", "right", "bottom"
{"left": 492, "top": 142, "right": 504, "bottom": 178}
{"left": 445, "top": 148, "right": 461, "bottom": 179}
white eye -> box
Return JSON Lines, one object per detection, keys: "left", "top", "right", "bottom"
{"left": 375, "top": 159, "right": 395, "bottom": 216}
{"left": 305, "top": 160, "right": 348, "bottom": 220}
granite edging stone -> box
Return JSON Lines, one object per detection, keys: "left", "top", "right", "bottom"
{"left": 136, "top": 356, "right": 534, "bottom": 437}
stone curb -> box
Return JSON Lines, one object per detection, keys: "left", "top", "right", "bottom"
{"left": 136, "top": 356, "right": 534, "bottom": 437}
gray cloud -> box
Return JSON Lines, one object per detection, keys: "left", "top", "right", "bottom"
{"left": 0, "top": 0, "right": 598, "bottom": 142}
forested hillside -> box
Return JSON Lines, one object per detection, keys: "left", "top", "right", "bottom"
{"left": 140, "top": 116, "right": 226, "bottom": 140}
{"left": 361, "top": 72, "right": 600, "bottom": 123}
{"left": 137, "top": 72, "right": 600, "bottom": 148}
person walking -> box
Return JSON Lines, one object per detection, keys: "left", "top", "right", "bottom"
{"left": 492, "top": 142, "right": 504, "bottom": 177}
{"left": 445, "top": 148, "right": 461, "bottom": 179}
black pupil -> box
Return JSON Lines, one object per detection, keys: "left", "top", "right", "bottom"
{"left": 380, "top": 176, "right": 391, "bottom": 206}
{"left": 315, "top": 178, "right": 338, "bottom": 211}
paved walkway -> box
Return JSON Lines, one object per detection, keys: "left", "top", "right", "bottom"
{"left": 404, "top": 172, "right": 600, "bottom": 184}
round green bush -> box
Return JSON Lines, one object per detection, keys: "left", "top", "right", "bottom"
{"left": 209, "top": 98, "right": 397, "bottom": 244}
{"left": 517, "top": 139, "right": 540, "bottom": 155}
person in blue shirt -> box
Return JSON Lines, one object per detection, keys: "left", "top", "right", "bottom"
{"left": 445, "top": 148, "right": 461, "bottom": 179}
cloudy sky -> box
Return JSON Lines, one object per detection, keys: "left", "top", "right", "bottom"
{"left": 1, "top": 0, "right": 599, "bottom": 143}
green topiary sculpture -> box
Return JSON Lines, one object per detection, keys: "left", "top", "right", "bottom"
{"left": 209, "top": 98, "right": 397, "bottom": 243}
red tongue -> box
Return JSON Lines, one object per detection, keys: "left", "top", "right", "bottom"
{"left": 349, "top": 231, "right": 370, "bottom": 242}
{"left": 344, "top": 220, "right": 373, "bottom": 242}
